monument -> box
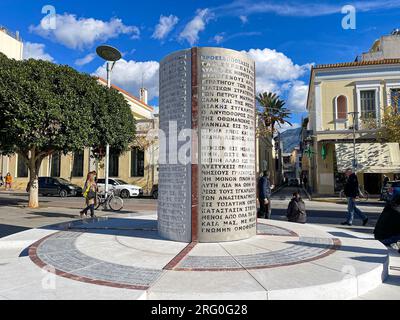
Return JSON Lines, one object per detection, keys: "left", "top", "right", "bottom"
{"left": 158, "top": 47, "right": 256, "bottom": 243}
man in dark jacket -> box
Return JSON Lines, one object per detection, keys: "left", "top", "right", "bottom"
{"left": 374, "top": 194, "right": 400, "bottom": 249}
{"left": 258, "top": 171, "right": 272, "bottom": 219}
{"left": 341, "top": 168, "right": 368, "bottom": 226}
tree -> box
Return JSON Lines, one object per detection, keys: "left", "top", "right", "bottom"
{"left": 0, "top": 53, "right": 135, "bottom": 208}
{"left": 377, "top": 106, "right": 400, "bottom": 144}
{"left": 256, "top": 92, "right": 292, "bottom": 134}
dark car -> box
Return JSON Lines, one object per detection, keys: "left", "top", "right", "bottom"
{"left": 151, "top": 184, "right": 158, "bottom": 199}
{"left": 38, "top": 177, "right": 82, "bottom": 197}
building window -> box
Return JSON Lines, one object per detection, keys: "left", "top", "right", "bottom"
{"left": 50, "top": 152, "right": 61, "bottom": 177}
{"left": 335, "top": 95, "right": 347, "bottom": 120}
{"left": 72, "top": 151, "right": 84, "bottom": 177}
{"left": 131, "top": 147, "right": 144, "bottom": 177}
{"left": 391, "top": 88, "right": 400, "bottom": 112}
{"left": 360, "top": 90, "right": 377, "bottom": 119}
{"left": 109, "top": 151, "right": 119, "bottom": 177}
{"left": 17, "top": 155, "right": 28, "bottom": 178}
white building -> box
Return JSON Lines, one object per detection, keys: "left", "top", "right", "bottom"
{"left": 0, "top": 26, "right": 23, "bottom": 60}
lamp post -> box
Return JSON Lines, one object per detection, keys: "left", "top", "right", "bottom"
{"left": 348, "top": 111, "right": 359, "bottom": 171}
{"left": 96, "top": 45, "right": 122, "bottom": 196}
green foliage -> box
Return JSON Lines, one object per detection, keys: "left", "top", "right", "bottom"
{"left": 0, "top": 52, "right": 135, "bottom": 163}
{"left": 377, "top": 106, "right": 400, "bottom": 144}
{"left": 256, "top": 92, "right": 292, "bottom": 134}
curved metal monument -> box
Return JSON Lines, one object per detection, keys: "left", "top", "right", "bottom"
{"left": 158, "top": 47, "right": 256, "bottom": 243}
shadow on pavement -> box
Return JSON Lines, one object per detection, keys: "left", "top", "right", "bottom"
{"left": 0, "top": 224, "right": 30, "bottom": 238}
{"left": 40, "top": 217, "right": 163, "bottom": 241}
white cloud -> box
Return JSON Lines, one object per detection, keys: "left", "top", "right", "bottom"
{"left": 23, "top": 42, "right": 54, "bottom": 62}
{"left": 239, "top": 15, "right": 248, "bottom": 23}
{"left": 152, "top": 15, "right": 179, "bottom": 40}
{"left": 93, "top": 59, "right": 159, "bottom": 101}
{"left": 244, "top": 48, "right": 313, "bottom": 112}
{"left": 215, "top": 0, "right": 400, "bottom": 18}
{"left": 179, "top": 9, "right": 213, "bottom": 45}
{"left": 30, "top": 13, "right": 140, "bottom": 50}
{"left": 287, "top": 81, "right": 309, "bottom": 112}
{"left": 213, "top": 33, "right": 225, "bottom": 44}
{"left": 75, "top": 53, "right": 96, "bottom": 66}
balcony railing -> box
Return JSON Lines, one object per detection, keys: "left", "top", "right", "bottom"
{"left": 0, "top": 26, "right": 21, "bottom": 41}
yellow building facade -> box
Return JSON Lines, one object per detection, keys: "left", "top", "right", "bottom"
{"left": 306, "top": 59, "right": 400, "bottom": 195}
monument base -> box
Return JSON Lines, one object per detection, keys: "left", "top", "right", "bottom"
{"left": 2, "top": 213, "right": 387, "bottom": 300}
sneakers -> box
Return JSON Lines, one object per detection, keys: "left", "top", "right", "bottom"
{"left": 341, "top": 221, "right": 352, "bottom": 226}
{"left": 363, "top": 218, "right": 369, "bottom": 226}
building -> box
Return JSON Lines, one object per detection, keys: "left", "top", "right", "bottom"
{"left": 0, "top": 26, "right": 23, "bottom": 60}
{"left": 360, "top": 29, "right": 400, "bottom": 62}
{"left": 305, "top": 33, "right": 400, "bottom": 195}
{"left": 2, "top": 74, "right": 159, "bottom": 194}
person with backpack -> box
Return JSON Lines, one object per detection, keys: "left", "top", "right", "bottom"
{"left": 286, "top": 192, "right": 307, "bottom": 223}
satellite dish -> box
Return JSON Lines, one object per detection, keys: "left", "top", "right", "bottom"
{"left": 96, "top": 45, "right": 122, "bottom": 62}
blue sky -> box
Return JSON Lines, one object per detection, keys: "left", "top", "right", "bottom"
{"left": 2, "top": 0, "right": 400, "bottom": 128}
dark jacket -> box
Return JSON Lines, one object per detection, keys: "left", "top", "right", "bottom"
{"left": 344, "top": 173, "right": 359, "bottom": 198}
{"left": 287, "top": 198, "right": 307, "bottom": 223}
{"left": 374, "top": 198, "right": 400, "bottom": 241}
{"left": 258, "top": 176, "right": 271, "bottom": 200}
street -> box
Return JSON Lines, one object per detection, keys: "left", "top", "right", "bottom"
{"left": 0, "top": 186, "right": 385, "bottom": 239}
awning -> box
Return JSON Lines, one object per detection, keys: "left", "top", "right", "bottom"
{"left": 335, "top": 142, "right": 400, "bottom": 173}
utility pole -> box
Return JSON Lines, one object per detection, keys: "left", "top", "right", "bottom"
{"left": 348, "top": 111, "right": 359, "bottom": 171}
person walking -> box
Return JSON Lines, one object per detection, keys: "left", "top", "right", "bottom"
{"left": 258, "top": 171, "right": 272, "bottom": 219}
{"left": 286, "top": 192, "right": 307, "bottom": 223}
{"left": 4, "top": 172, "right": 12, "bottom": 190}
{"left": 383, "top": 175, "right": 390, "bottom": 187}
{"left": 374, "top": 194, "right": 400, "bottom": 249}
{"left": 0, "top": 172, "right": 3, "bottom": 188}
{"left": 80, "top": 172, "right": 97, "bottom": 218}
{"left": 341, "top": 168, "right": 368, "bottom": 226}
{"left": 303, "top": 175, "right": 308, "bottom": 192}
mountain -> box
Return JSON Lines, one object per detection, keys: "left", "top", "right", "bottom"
{"left": 279, "top": 127, "right": 302, "bottom": 153}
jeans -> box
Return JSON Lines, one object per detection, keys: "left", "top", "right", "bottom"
{"left": 259, "top": 198, "right": 271, "bottom": 219}
{"left": 346, "top": 197, "right": 367, "bottom": 224}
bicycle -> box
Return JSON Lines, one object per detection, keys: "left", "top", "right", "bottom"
{"left": 95, "top": 189, "right": 124, "bottom": 211}
{"left": 339, "top": 185, "right": 369, "bottom": 201}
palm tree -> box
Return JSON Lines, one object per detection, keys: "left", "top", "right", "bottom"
{"left": 256, "top": 92, "right": 292, "bottom": 133}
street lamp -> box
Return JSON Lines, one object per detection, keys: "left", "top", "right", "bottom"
{"left": 96, "top": 45, "right": 122, "bottom": 196}
{"left": 348, "top": 111, "right": 359, "bottom": 171}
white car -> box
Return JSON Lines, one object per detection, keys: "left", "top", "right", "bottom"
{"left": 96, "top": 178, "right": 143, "bottom": 198}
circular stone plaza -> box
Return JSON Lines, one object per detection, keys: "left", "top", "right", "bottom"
{"left": 0, "top": 213, "right": 391, "bottom": 300}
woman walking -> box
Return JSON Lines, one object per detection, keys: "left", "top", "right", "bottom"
{"left": 80, "top": 172, "right": 97, "bottom": 218}
{"left": 286, "top": 192, "right": 307, "bottom": 224}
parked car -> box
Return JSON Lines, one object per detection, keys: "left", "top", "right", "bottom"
{"left": 151, "top": 184, "right": 158, "bottom": 199}
{"left": 384, "top": 181, "right": 400, "bottom": 202}
{"left": 38, "top": 177, "right": 82, "bottom": 197}
{"left": 96, "top": 178, "right": 143, "bottom": 198}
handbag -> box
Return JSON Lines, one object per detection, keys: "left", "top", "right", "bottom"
{"left": 87, "top": 189, "right": 96, "bottom": 200}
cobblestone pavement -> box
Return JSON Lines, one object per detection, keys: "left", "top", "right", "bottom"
{"left": 27, "top": 217, "right": 341, "bottom": 288}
